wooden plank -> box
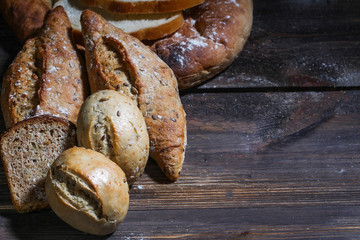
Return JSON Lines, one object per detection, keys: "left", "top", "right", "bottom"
{"left": 199, "top": 0, "right": 360, "bottom": 89}
{"left": 1, "top": 0, "right": 360, "bottom": 90}
{"left": 1, "top": 206, "right": 360, "bottom": 239}
{"left": 0, "top": 91, "right": 359, "bottom": 238}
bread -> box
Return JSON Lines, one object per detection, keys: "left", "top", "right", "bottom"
{"left": 0, "top": 6, "right": 89, "bottom": 129}
{"left": 0, "top": 115, "right": 77, "bottom": 213}
{"left": 45, "top": 147, "right": 129, "bottom": 236}
{"left": 77, "top": 90, "right": 149, "bottom": 185}
{"left": 1, "top": 0, "right": 253, "bottom": 90}
{"left": 79, "top": 0, "right": 204, "bottom": 14}
{"left": 81, "top": 10, "right": 186, "bottom": 181}
{"left": 151, "top": 0, "right": 253, "bottom": 89}
{"left": 0, "top": 0, "right": 52, "bottom": 43}
{"left": 53, "top": 0, "right": 184, "bottom": 41}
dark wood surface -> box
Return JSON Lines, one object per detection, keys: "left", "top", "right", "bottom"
{"left": 1, "top": 0, "right": 360, "bottom": 239}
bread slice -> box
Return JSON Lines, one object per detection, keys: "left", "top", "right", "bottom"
{"left": 81, "top": 10, "right": 187, "bottom": 181}
{"left": 53, "top": 0, "right": 184, "bottom": 41}
{"left": 0, "top": 116, "right": 77, "bottom": 213}
{"left": 79, "top": 0, "right": 205, "bottom": 14}
{"left": 0, "top": 6, "right": 89, "bottom": 129}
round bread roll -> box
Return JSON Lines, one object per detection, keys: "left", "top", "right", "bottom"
{"left": 45, "top": 147, "right": 129, "bottom": 236}
{"left": 77, "top": 90, "right": 150, "bottom": 185}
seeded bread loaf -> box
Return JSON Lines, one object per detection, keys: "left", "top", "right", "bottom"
{"left": 81, "top": 10, "right": 186, "bottom": 181}
{"left": 45, "top": 147, "right": 129, "bottom": 235}
{"left": 1, "top": 6, "right": 89, "bottom": 129}
{"left": 1, "top": 0, "right": 253, "bottom": 90}
{"left": 77, "top": 90, "right": 149, "bottom": 185}
{"left": 0, "top": 116, "right": 77, "bottom": 213}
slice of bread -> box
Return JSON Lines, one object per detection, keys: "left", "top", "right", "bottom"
{"left": 79, "top": 0, "right": 205, "bottom": 14}
{"left": 53, "top": 0, "right": 184, "bottom": 41}
{"left": 0, "top": 116, "right": 77, "bottom": 213}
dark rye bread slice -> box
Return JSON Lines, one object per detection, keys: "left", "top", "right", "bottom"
{"left": 0, "top": 116, "right": 77, "bottom": 213}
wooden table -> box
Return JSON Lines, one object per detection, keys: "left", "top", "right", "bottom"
{"left": 0, "top": 0, "right": 360, "bottom": 239}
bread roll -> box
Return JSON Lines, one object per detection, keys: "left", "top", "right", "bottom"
{"left": 81, "top": 10, "right": 187, "bottom": 181}
{"left": 45, "top": 147, "right": 129, "bottom": 236}
{"left": 77, "top": 90, "right": 149, "bottom": 185}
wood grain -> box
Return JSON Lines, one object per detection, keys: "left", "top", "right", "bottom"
{"left": 1, "top": 1, "right": 360, "bottom": 239}
{"left": 200, "top": 0, "right": 360, "bottom": 89}
{"left": 0, "top": 91, "right": 359, "bottom": 238}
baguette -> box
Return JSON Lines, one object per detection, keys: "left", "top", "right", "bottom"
{"left": 1, "top": 6, "right": 89, "bottom": 128}
{"left": 81, "top": 10, "right": 186, "bottom": 181}
{"left": 1, "top": 0, "right": 253, "bottom": 90}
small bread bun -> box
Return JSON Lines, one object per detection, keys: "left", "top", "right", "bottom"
{"left": 77, "top": 90, "right": 149, "bottom": 185}
{"left": 45, "top": 147, "right": 129, "bottom": 236}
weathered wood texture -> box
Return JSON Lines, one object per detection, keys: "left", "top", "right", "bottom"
{"left": 0, "top": 90, "right": 359, "bottom": 239}
{"left": 200, "top": 0, "right": 360, "bottom": 89}
{"left": 1, "top": 0, "right": 360, "bottom": 239}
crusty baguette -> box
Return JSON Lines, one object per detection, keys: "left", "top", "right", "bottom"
{"left": 1, "top": 0, "right": 253, "bottom": 90}
{"left": 79, "top": 0, "right": 204, "bottom": 14}
{"left": 1, "top": 6, "right": 89, "bottom": 128}
{"left": 0, "top": 115, "right": 77, "bottom": 213}
{"left": 54, "top": 0, "right": 184, "bottom": 41}
{"left": 0, "top": 0, "right": 52, "bottom": 43}
{"left": 81, "top": 9, "right": 186, "bottom": 181}
{"left": 151, "top": 0, "right": 253, "bottom": 89}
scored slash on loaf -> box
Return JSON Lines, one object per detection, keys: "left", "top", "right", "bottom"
{"left": 81, "top": 9, "right": 187, "bottom": 181}
{"left": 0, "top": 6, "right": 89, "bottom": 129}
{"left": 0, "top": 0, "right": 253, "bottom": 90}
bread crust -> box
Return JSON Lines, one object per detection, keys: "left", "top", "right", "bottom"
{"left": 54, "top": 0, "right": 185, "bottom": 42}
{"left": 0, "top": 0, "right": 52, "bottom": 43}
{"left": 80, "top": 0, "right": 204, "bottom": 14}
{"left": 45, "top": 147, "right": 129, "bottom": 235}
{"left": 2, "top": 0, "right": 253, "bottom": 90}
{"left": 1, "top": 6, "right": 89, "bottom": 128}
{"left": 81, "top": 9, "right": 186, "bottom": 181}
{"left": 77, "top": 90, "right": 150, "bottom": 185}
{"left": 151, "top": 0, "right": 253, "bottom": 89}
